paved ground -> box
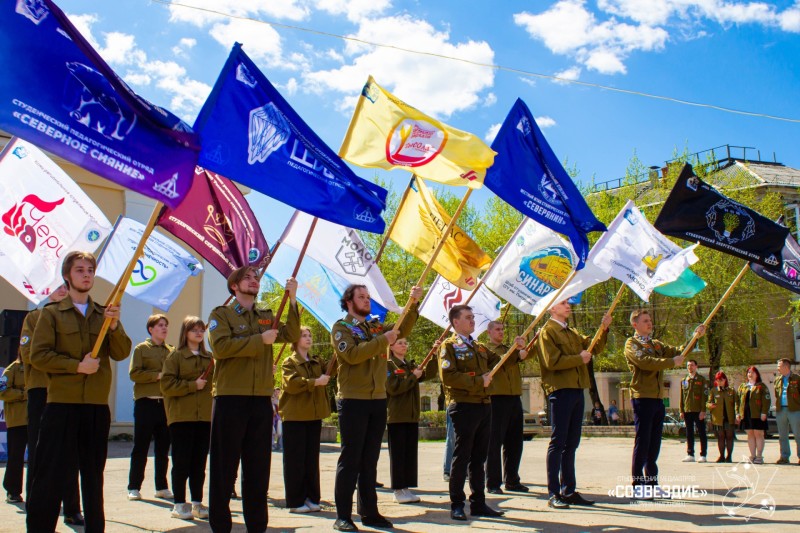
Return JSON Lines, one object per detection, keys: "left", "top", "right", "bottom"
{"left": 2, "top": 435, "right": 798, "bottom": 532}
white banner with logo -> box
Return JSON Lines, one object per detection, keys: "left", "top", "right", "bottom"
{"left": 420, "top": 275, "right": 501, "bottom": 337}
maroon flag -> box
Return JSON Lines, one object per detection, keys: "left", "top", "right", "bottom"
{"left": 158, "top": 167, "right": 269, "bottom": 277}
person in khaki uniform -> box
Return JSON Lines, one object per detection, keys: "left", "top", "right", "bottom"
{"left": 127, "top": 314, "right": 174, "bottom": 501}
{"left": 330, "top": 283, "right": 421, "bottom": 532}
{"left": 161, "top": 316, "right": 214, "bottom": 521}
{"left": 736, "top": 366, "right": 770, "bottom": 464}
{"left": 386, "top": 337, "right": 437, "bottom": 505}
{"left": 27, "top": 251, "right": 132, "bottom": 533}
{"left": 18, "top": 284, "right": 82, "bottom": 523}
{"left": 774, "top": 358, "right": 800, "bottom": 464}
{"left": 707, "top": 370, "right": 737, "bottom": 463}
{"left": 207, "top": 266, "right": 299, "bottom": 533}
{"left": 537, "top": 299, "right": 611, "bottom": 509}
{"left": 440, "top": 304, "right": 505, "bottom": 521}
{"left": 278, "top": 326, "right": 331, "bottom": 514}
{"left": 485, "top": 320, "right": 529, "bottom": 494}
{"left": 680, "top": 360, "right": 709, "bottom": 462}
{"left": 0, "top": 357, "right": 27, "bottom": 503}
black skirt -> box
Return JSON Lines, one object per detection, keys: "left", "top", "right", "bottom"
{"left": 742, "top": 390, "right": 767, "bottom": 431}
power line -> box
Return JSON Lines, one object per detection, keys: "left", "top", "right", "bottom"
{"left": 152, "top": 0, "right": 800, "bottom": 124}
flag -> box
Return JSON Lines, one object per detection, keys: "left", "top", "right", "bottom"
{"left": 96, "top": 217, "right": 203, "bottom": 311}
{"left": 419, "top": 275, "right": 501, "bottom": 338}
{"left": 485, "top": 99, "right": 605, "bottom": 267}
{"left": 158, "top": 167, "right": 269, "bottom": 278}
{"left": 0, "top": 138, "right": 112, "bottom": 302}
{"left": 654, "top": 269, "right": 707, "bottom": 298}
{"left": 339, "top": 76, "right": 496, "bottom": 189}
{"left": 389, "top": 177, "right": 491, "bottom": 289}
{"left": 264, "top": 243, "right": 387, "bottom": 331}
{"left": 194, "top": 44, "right": 387, "bottom": 233}
{"left": 750, "top": 232, "right": 800, "bottom": 295}
{"left": 654, "top": 163, "right": 787, "bottom": 267}
{"left": 278, "top": 211, "right": 400, "bottom": 312}
{"left": 0, "top": 0, "right": 199, "bottom": 209}
{"left": 482, "top": 219, "right": 577, "bottom": 314}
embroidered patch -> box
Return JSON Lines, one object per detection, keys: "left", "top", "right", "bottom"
{"left": 238, "top": 324, "right": 247, "bottom": 331}
{"left": 334, "top": 331, "right": 342, "bottom": 341}
{"left": 394, "top": 369, "right": 406, "bottom": 375}
{"left": 441, "top": 359, "right": 451, "bottom": 369}
{"left": 468, "top": 372, "right": 476, "bottom": 377}
{"left": 20, "top": 336, "right": 29, "bottom": 345}
{"left": 208, "top": 320, "right": 218, "bottom": 331}
{"left": 258, "top": 319, "right": 272, "bottom": 326}
{"left": 338, "top": 341, "right": 348, "bottom": 352}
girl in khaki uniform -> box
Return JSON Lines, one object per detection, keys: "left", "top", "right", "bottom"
{"left": 736, "top": 366, "right": 770, "bottom": 464}
{"left": 0, "top": 357, "right": 27, "bottom": 502}
{"left": 161, "top": 317, "right": 213, "bottom": 520}
{"left": 707, "top": 371, "right": 737, "bottom": 463}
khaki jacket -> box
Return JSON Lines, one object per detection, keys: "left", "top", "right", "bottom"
{"left": 774, "top": 372, "right": 800, "bottom": 413}
{"left": 680, "top": 373, "right": 708, "bottom": 413}
{"left": 19, "top": 308, "right": 48, "bottom": 390}
{"left": 208, "top": 300, "right": 300, "bottom": 397}
{"left": 386, "top": 354, "right": 436, "bottom": 423}
{"left": 538, "top": 320, "right": 607, "bottom": 395}
{"left": 160, "top": 347, "right": 214, "bottom": 425}
{"left": 30, "top": 297, "right": 132, "bottom": 405}
{"left": 737, "top": 382, "right": 770, "bottom": 419}
{"left": 624, "top": 336, "right": 680, "bottom": 399}
{"left": 278, "top": 353, "right": 331, "bottom": 422}
{"left": 129, "top": 340, "right": 173, "bottom": 400}
{"left": 486, "top": 342, "right": 522, "bottom": 396}
{"left": 707, "top": 386, "right": 737, "bottom": 426}
{"left": 0, "top": 360, "right": 27, "bottom": 427}
{"left": 331, "top": 305, "right": 419, "bottom": 400}
{"left": 440, "top": 334, "right": 499, "bottom": 405}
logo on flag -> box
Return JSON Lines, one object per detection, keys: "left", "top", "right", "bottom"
{"left": 518, "top": 246, "right": 573, "bottom": 297}
{"left": 236, "top": 63, "right": 257, "bottom": 88}
{"left": 538, "top": 174, "right": 563, "bottom": 207}
{"left": 248, "top": 102, "right": 290, "bottom": 165}
{"left": 642, "top": 249, "right": 664, "bottom": 277}
{"left": 64, "top": 62, "right": 137, "bottom": 142}
{"left": 130, "top": 259, "right": 157, "bottom": 286}
{"left": 386, "top": 119, "right": 447, "bottom": 167}
{"left": 2, "top": 194, "right": 65, "bottom": 252}
{"left": 335, "top": 230, "right": 374, "bottom": 276}
{"left": 442, "top": 284, "right": 464, "bottom": 309}
{"left": 419, "top": 275, "right": 500, "bottom": 337}
{"left": 17, "top": 0, "right": 48, "bottom": 24}
{"left": 706, "top": 200, "right": 755, "bottom": 244}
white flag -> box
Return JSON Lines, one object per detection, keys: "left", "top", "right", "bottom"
{"left": 420, "top": 275, "right": 501, "bottom": 337}
{"left": 0, "top": 138, "right": 112, "bottom": 302}
{"left": 483, "top": 219, "right": 578, "bottom": 315}
{"left": 278, "top": 211, "right": 401, "bottom": 312}
{"left": 97, "top": 217, "right": 203, "bottom": 311}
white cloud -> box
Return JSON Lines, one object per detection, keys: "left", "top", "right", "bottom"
{"left": 519, "top": 76, "right": 537, "bottom": 87}
{"left": 166, "top": 0, "right": 309, "bottom": 26}
{"left": 584, "top": 48, "right": 626, "bottom": 74}
{"left": 554, "top": 66, "right": 582, "bottom": 83}
{"left": 285, "top": 77, "right": 299, "bottom": 95}
{"left": 483, "top": 92, "right": 497, "bottom": 107}
{"left": 66, "top": 13, "right": 100, "bottom": 49}
{"left": 303, "top": 15, "right": 495, "bottom": 118}
{"left": 209, "top": 18, "right": 286, "bottom": 67}
{"left": 779, "top": 3, "right": 800, "bottom": 31}
{"left": 484, "top": 123, "right": 502, "bottom": 143}
{"left": 172, "top": 37, "right": 197, "bottom": 57}
{"left": 535, "top": 116, "right": 557, "bottom": 129}
{"left": 313, "top": 0, "right": 392, "bottom": 22}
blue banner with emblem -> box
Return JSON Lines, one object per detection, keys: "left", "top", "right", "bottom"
{"left": 0, "top": 0, "right": 199, "bottom": 209}
{"left": 194, "top": 43, "right": 388, "bottom": 233}
{"left": 485, "top": 99, "right": 606, "bottom": 268}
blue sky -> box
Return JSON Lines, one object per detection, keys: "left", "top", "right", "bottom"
{"left": 56, "top": 0, "right": 800, "bottom": 243}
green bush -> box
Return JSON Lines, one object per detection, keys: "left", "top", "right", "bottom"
{"left": 323, "top": 412, "right": 339, "bottom": 428}
{"left": 418, "top": 410, "right": 446, "bottom": 427}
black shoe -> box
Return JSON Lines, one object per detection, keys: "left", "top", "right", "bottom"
{"left": 471, "top": 504, "right": 504, "bottom": 517}
{"left": 726, "top": 457, "right": 733, "bottom": 463}
{"left": 361, "top": 514, "right": 393, "bottom": 528}
{"left": 487, "top": 487, "right": 504, "bottom": 494}
{"left": 64, "top": 512, "right": 85, "bottom": 526}
{"left": 333, "top": 518, "right": 359, "bottom": 532}
{"left": 6, "top": 494, "right": 22, "bottom": 503}
{"left": 375, "top": 481, "right": 384, "bottom": 488}
{"left": 548, "top": 495, "right": 570, "bottom": 509}
{"left": 505, "top": 483, "right": 530, "bottom": 493}
{"left": 715, "top": 456, "right": 725, "bottom": 463}
{"left": 563, "top": 492, "right": 594, "bottom": 506}
{"left": 450, "top": 505, "right": 467, "bottom": 521}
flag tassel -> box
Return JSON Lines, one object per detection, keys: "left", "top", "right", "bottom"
{"left": 588, "top": 283, "right": 625, "bottom": 353}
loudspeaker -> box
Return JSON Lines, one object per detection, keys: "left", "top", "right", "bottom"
{"left": 0, "top": 336, "right": 20, "bottom": 367}
{"left": 0, "top": 309, "right": 28, "bottom": 337}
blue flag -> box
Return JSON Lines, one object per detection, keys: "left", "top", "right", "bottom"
{"left": 0, "top": 0, "right": 199, "bottom": 209}
{"left": 485, "top": 99, "right": 606, "bottom": 267}
{"left": 194, "top": 43, "right": 388, "bottom": 233}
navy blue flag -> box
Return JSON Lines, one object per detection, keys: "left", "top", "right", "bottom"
{"left": 485, "top": 99, "right": 606, "bottom": 268}
{"left": 194, "top": 43, "right": 388, "bottom": 233}
{"left": 0, "top": 0, "right": 199, "bottom": 209}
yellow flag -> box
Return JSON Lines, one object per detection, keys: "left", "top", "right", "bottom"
{"left": 340, "top": 76, "right": 496, "bottom": 189}
{"left": 389, "top": 177, "right": 491, "bottom": 289}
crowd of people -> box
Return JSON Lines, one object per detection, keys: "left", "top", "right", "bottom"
{"left": 1, "top": 252, "right": 799, "bottom": 532}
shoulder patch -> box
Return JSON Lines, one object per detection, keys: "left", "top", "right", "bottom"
{"left": 441, "top": 359, "right": 451, "bottom": 369}
{"left": 338, "top": 341, "right": 348, "bottom": 352}
{"left": 209, "top": 319, "right": 218, "bottom": 331}
{"left": 20, "top": 336, "right": 29, "bottom": 345}
{"left": 334, "top": 331, "right": 342, "bottom": 341}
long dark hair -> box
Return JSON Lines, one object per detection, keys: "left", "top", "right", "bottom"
{"left": 746, "top": 366, "right": 762, "bottom": 384}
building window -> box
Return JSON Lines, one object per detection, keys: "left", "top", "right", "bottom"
{"left": 421, "top": 396, "right": 431, "bottom": 412}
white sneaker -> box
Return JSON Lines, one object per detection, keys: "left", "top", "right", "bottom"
{"left": 191, "top": 502, "right": 209, "bottom": 519}
{"left": 697, "top": 456, "right": 707, "bottom": 463}
{"left": 304, "top": 498, "right": 321, "bottom": 512}
{"left": 154, "top": 489, "right": 174, "bottom": 500}
{"left": 171, "top": 503, "right": 193, "bottom": 520}
{"left": 127, "top": 489, "right": 141, "bottom": 501}
{"left": 682, "top": 455, "right": 696, "bottom": 462}
{"left": 404, "top": 488, "right": 420, "bottom": 503}
{"left": 290, "top": 504, "right": 313, "bottom": 513}
{"left": 394, "top": 489, "right": 414, "bottom": 504}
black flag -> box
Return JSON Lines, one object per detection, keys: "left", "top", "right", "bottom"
{"left": 654, "top": 164, "right": 787, "bottom": 268}
{"left": 751, "top": 230, "right": 800, "bottom": 294}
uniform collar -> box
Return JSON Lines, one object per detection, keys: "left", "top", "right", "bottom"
{"left": 290, "top": 351, "right": 317, "bottom": 366}
{"left": 634, "top": 333, "right": 651, "bottom": 344}
{"left": 456, "top": 333, "right": 474, "bottom": 346}
{"left": 230, "top": 298, "right": 259, "bottom": 316}
{"left": 144, "top": 338, "right": 170, "bottom": 350}
{"left": 57, "top": 295, "right": 98, "bottom": 315}
{"left": 486, "top": 341, "right": 507, "bottom": 352}
{"left": 180, "top": 347, "right": 211, "bottom": 359}
{"left": 549, "top": 318, "right": 568, "bottom": 330}
{"left": 344, "top": 313, "right": 364, "bottom": 326}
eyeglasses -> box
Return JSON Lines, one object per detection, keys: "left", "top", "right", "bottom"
{"left": 189, "top": 328, "right": 206, "bottom": 334}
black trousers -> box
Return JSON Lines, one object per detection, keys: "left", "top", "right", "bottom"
{"left": 27, "top": 403, "right": 110, "bottom": 533}
{"left": 388, "top": 422, "right": 418, "bottom": 490}
{"left": 3, "top": 425, "right": 27, "bottom": 497}
{"left": 448, "top": 401, "right": 491, "bottom": 509}
{"left": 26, "top": 388, "right": 80, "bottom": 514}
{"left": 546, "top": 388, "right": 584, "bottom": 497}
{"left": 486, "top": 395, "right": 523, "bottom": 489}
{"left": 335, "top": 398, "right": 386, "bottom": 521}
{"left": 282, "top": 420, "right": 322, "bottom": 508}
{"left": 684, "top": 411, "right": 708, "bottom": 457}
{"left": 632, "top": 398, "right": 665, "bottom": 486}
{"left": 169, "top": 421, "right": 210, "bottom": 504}
{"left": 209, "top": 396, "right": 272, "bottom": 533}
{"left": 128, "top": 398, "right": 171, "bottom": 491}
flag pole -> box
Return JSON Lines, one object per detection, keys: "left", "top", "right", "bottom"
{"left": 91, "top": 202, "right": 164, "bottom": 358}
{"left": 372, "top": 176, "right": 414, "bottom": 265}
{"left": 679, "top": 262, "right": 750, "bottom": 358}
{"left": 271, "top": 217, "right": 318, "bottom": 330}
{"left": 587, "top": 283, "right": 625, "bottom": 353}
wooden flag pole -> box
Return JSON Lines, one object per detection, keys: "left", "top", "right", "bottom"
{"left": 587, "top": 283, "right": 626, "bottom": 353}
{"left": 271, "top": 217, "right": 318, "bottom": 331}
{"left": 679, "top": 262, "right": 750, "bottom": 358}
{"left": 91, "top": 202, "right": 164, "bottom": 358}
{"left": 488, "top": 269, "right": 578, "bottom": 378}
{"left": 373, "top": 176, "right": 414, "bottom": 265}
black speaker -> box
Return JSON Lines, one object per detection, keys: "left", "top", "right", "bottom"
{"left": 0, "top": 335, "right": 20, "bottom": 367}
{"left": 0, "top": 309, "right": 28, "bottom": 337}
